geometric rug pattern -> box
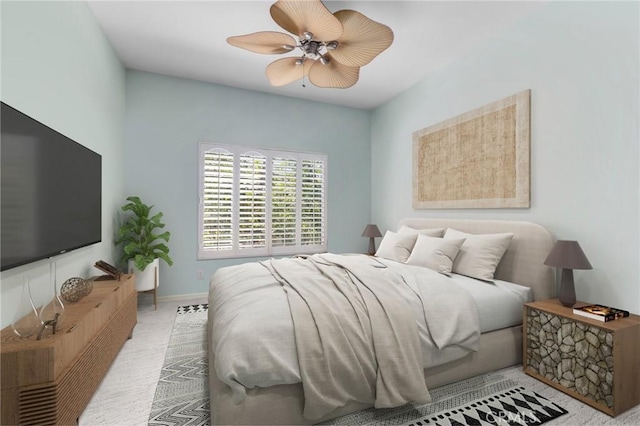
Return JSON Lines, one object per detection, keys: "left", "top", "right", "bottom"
{"left": 149, "top": 304, "right": 567, "bottom": 426}
{"left": 148, "top": 305, "right": 210, "bottom": 426}
{"left": 321, "top": 372, "right": 568, "bottom": 426}
{"left": 403, "top": 386, "right": 568, "bottom": 426}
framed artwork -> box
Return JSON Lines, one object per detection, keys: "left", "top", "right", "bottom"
{"left": 413, "top": 90, "right": 530, "bottom": 209}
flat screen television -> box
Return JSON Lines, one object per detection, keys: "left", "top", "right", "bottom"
{"left": 1, "top": 101, "right": 102, "bottom": 271}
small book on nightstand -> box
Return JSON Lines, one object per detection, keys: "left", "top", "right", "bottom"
{"left": 573, "top": 304, "right": 630, "bottom": 322}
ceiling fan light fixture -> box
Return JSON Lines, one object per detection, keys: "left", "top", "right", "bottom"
{"left": 229, "top": 0, "right": 393, "bottom": 89}
{"left": 326, "top": 41, "right": 339, "bottom": 50}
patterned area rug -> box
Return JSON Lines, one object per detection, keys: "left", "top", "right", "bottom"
{"left": 148, "top": 304, "right": 210, "bottom": 426}
{"left": 149, "top": 305, "right": 567, "bottom": 426}
{"left": 322, "top": 373, "right": 568, "bottom": 425}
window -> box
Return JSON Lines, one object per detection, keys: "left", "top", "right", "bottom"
{"left": 198, "top": 143, "right": 327, "bottom": 259}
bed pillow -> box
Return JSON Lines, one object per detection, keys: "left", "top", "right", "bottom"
{"left": 444, "top": 228, "right": 514, "bottom": 281}
{"left": 397, "top": 225, "right": 445, "bottom": 238}
{"left": 406, "top": 234, "right": 466, "bottom": 275}
{"left": 375, "top": 231, "right": 417, "bottom": 263}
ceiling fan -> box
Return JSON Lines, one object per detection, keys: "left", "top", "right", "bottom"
{"left": 227, "top": 0, "right": 394, "bottom": 89}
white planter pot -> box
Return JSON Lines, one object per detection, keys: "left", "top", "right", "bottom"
{"left": 128, "top": 258, "right": 159, "bottom": 292}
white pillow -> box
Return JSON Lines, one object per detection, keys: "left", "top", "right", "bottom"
{"left": 444, "top": 228, "right": 514, "bottom": 281}
{"left": 375, "top": 231, "right": 417, "bottom": 263}
{"left": 406, "top": 235, "right": 466, "bottom": 275}
{"left": 397, "top": 225, "right": 445, "bottom": 238}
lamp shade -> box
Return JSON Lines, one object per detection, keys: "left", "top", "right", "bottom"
{"left": 544, "top": 240, "right": 592, "bottom": 270}
{"left": 361, "top": 224, "right": 382, "bottom": 238}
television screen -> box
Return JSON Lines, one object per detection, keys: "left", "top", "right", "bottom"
{"left": 1, "top": 102, "right": 102, "bottom": 271}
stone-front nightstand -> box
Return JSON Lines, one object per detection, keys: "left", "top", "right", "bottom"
{"left": 523, "top": 299, "right": 640, "bottom": 416}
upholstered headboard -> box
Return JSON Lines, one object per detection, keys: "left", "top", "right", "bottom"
{"left": 398, "top": 218, "right": 555, "bottom": 301}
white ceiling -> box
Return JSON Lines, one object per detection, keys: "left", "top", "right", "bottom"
{"left": 87, "top": 1, "right": 543, "bottom": 110}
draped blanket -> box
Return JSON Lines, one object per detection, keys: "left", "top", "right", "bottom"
{"left": 209, "top": 254, "right": 480, "bottom": 421}
{"left": 260, "top": 254, "right": 478, "bottom": 420}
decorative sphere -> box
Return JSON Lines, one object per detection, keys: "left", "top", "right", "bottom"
{"left": 61, "top": 277, "right": 93, "bottom": 303}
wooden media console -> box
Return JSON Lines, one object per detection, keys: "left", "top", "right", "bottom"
{"left": 1, "top": 275, "right": 137, "bottom": 425}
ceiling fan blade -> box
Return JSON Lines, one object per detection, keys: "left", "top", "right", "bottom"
{"left": 308, "top": 55, "right": 359, "bottom": 88}
{"left": 265, "top": 57, "right": 311, "bottom": 86}
{"left": 270, "top": 0, "right": 343, "bottom": 41}
{"left": 330, "top": 10, "right": 394, "bottom": 67}
{"left": 227, "top": 31, "right": 297, "bottom": 54}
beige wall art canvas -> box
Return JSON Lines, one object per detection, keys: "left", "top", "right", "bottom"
{"left": 413, "top": 90, "right": 530, "bottom": 209}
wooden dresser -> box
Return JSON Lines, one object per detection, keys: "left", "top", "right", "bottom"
{"left": 1, "top": 275, "right": 137, "bottom": 425}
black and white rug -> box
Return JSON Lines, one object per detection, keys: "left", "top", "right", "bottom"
{"left": 148, "top": 304, "right": 210, "bottom": 426}
{"left": 149, "top": 305, "right": 567, "bottom": 426}
{"left": 322, "top": 374, "right": 567, "bottom": 425}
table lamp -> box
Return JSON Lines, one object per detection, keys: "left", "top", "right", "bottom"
{"left": 544, "top": 240, "right": 592, "bottom": 307}
{"left": 361, "top": 224, "right": 382, "bottom": 255}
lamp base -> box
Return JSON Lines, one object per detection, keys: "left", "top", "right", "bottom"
{"left": 558, "top": 268, "right": 576, "bottom": 307}
{"left": 367, "top": 238, "right": 376, "bottom": 256}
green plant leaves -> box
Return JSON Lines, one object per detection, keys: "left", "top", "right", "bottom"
{"left": 115, "top": 196, "right": 173, "bottom": 271}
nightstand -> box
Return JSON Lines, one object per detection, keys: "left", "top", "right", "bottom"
{"left": 523, "top": 299, "right": 640, "bottom": 416}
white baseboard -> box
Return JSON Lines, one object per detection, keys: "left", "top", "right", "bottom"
{"left": 137, "top": 292, "right": 209, "bottom": 303}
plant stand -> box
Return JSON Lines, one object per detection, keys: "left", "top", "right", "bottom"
{"left": 129, "top": 258, "right": 159, "bottom": 310}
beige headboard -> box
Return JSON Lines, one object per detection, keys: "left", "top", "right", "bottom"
{"left": 398, "top": 218, "right": 555, "bottom": 301}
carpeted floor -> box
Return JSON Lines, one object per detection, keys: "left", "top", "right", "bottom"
{"left": 81, "top": 299, "right": 640, "bottom": 425}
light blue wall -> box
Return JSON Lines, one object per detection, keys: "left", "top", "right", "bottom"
{"left": 0, "top": 1, "right": 126, "bottom": 327}
{"left": 371, "top": 2, "right": 639, "bottom": 312}
{"left": 2, "top": 1, "right": 637, "bottom": 318}
{"left": 124, "top": 71, "right": 371, "bottom": 297}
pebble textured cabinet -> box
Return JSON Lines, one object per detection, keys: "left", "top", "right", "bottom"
{"left": 1, "top": 275, "right": 136, "bottom": 425}
{"left": 523, "top": 299, "right": 640, "bottom": 416}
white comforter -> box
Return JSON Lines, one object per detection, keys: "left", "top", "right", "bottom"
{"left": 209, "top": 254, "right": 480, "bottom": 418}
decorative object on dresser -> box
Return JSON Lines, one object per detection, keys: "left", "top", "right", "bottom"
{"left": 94, "top": 259, "right": 121, "bottom": 281}
{"left": 61, "top": 277, "right": 94, "bottom": 303}
{"left": 523, "top": 298, "right": 640, "bottom": 417}
{"left": 116, "top": 196, "right": 173, "bottom": 309}
{"left": 37, "top": 261, "right": 66, "bottom": 339}
{"left": 543, "top": 240, "right": 592, "bottom": 307}
{"left": 573, "top": 304, "right": 630, "bottom": 322}
{"left": 0, "top": 275, "right": 137, "bottom": 425}
{"left": 361, "top": 224, "right": 382, "bottom": 255}
{"left": 10, "top": 275, "right": 41, "bottom": 338}
{"left": 412, "top": 90, "right": 530, "bottom": 209}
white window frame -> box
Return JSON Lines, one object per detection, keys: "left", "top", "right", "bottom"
{"left": 198, "top": 142, "right": 328, "bottom": 259}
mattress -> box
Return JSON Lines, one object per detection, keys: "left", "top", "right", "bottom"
{"left": 448, "top": 273, "right": 533, "bottom": 333}
{"left": 374, "top": 258, "right": 532, "bottom": 333}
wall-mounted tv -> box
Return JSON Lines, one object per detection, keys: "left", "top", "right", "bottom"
{"left": 1, "top": 102, "right": 102, "bottom": 271}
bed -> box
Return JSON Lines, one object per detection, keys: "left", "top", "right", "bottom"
{"left": 207, "top": 218, "right": 555, "bottom": 425}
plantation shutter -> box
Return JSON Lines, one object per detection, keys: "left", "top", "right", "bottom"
{"left": 198, "top": 143, "right": 327, "bottom": 259}
{"left": 202, "top": 149, "right": 234, "bottom": 251}
{"left": 301, "top": 159, "right": 326, "bottom": 246}
{"left": 271, "top": 157, "right": 297, "bottom": 247}
{"left": 238, "top": 152, "right": 267, "bottom": 250}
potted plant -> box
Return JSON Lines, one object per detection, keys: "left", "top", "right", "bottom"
{"left": 116, "top": 196, "right": 173, "bottom": 292}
